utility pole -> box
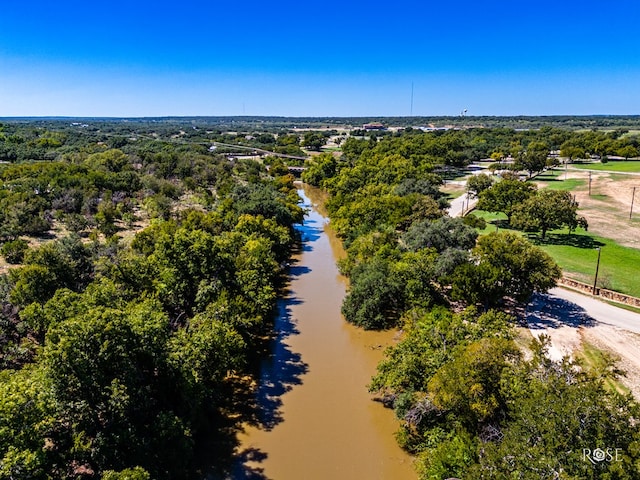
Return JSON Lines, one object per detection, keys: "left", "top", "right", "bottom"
{"left": 410, "top": 82, "right": 414, "bottom": 116}
{"left": 592, "top": 247, "right": 601, "bottom": 295}
{"left": 631, "top": 186, "right": 637, "bottom": 219}
{"left": 588, "top": 171, "right": 592, "bottom": 196}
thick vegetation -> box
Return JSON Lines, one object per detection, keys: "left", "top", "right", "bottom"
{"left": 2, "top": 118, "right": 640, "bottom": 479}
{"left": 0, "top": 120, "right": 303, "bottom": 478}
{"left": 304, "top": 127, "right": 640, "bottom": 478}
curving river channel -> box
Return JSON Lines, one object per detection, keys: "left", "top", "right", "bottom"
{"left": 231, "top": 185, "right": 415, "bottom": 479}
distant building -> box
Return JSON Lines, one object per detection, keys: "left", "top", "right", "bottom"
{"left": 363, "top": 122, "right": 386, "bottom": 131}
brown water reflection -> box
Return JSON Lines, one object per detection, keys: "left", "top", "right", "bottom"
{"left": 231, "top": 185, "right": 415, "bottom": 480}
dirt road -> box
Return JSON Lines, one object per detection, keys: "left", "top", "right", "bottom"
{"left": 527, "top": 287, "right": 640, "bottom": 396}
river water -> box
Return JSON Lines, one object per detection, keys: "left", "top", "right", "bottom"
{"left": 232, "top": 185, "right": 415, "bottom": 479}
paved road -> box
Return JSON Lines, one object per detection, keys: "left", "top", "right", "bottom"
{"left": 526, "top": 287, "right": 640, "bottom": 365}
{"left": 448, "top": 193, "right": 477, "bottom": 217}
{"left": 544, "top": 287, "right": 640, "bottom": 333}
{"left": 527, "top": 288, "right": 640, "bottom": 333}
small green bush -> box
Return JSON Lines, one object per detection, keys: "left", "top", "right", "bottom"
{"left": 1, "top": 239, "right": 29, "bottom": 264}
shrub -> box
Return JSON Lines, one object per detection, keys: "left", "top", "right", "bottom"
{"left": 1, "top": 239, "right": 29, "bottom": 264}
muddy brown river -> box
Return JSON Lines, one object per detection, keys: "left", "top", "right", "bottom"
{"left": 232, "top": 185, "right": 415, "bottom": 479}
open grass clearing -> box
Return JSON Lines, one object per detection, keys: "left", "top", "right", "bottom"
{"left": 534, "top": 169, "right": 563, "bottom": 181}
{"left": 468, "top": 209, "right": 507, "bottom": 235}
{"left": 531, "top": 231, "right": 640, "bottom": 297}
{"left": 441, "top": 184, "right": 466, "bottom": 200}
{"left": 534, "top": 168, "right": 587, "bottom": 191}
{"left": 571, "top": 161, "right": 640, "bottom": 173}
{"left": 540, "top": 178, "right": 586, "bottom": 191}
{"left": 471, "top": 209, "right": 640, "bottom": 298}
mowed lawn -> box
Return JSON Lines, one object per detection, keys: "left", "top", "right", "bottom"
{"left": 540, "top": 178, "right": 586, "bottom": 191}
{"left": 532, "top": 169, "right": 586, "bottom": 190}
{"left": 535, "top": 231, "right": 640, "bottom": 297}
{"left": 571, "top": 160, "right": 640, "bottom": 173}
{"left": 470, "top": 210, "right": 640, "bottom": 298}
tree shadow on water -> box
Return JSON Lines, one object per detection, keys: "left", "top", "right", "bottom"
{"left": 288, "top": 264, "right": 311, "bottom": 278}
{"left": 225, "top": 448, "right": 271, "bottom": 480}
{"left": 226, "top": 296, "right": 308, "bottom": 479}
{"left": 251, "top": 296, "right": 309, "bottom": 431}
{"left": 296, "top": 218, "right": 323, "bottom": 252}
{"left": 527, "top": 292, "right": 596, "bottom": 330}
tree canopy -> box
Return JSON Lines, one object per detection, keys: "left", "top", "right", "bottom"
{"left": 0, "top": 124, "right": 303, "bottom": 478}
{"left": 511, "top": 189, "right": 588, "bottom": 239}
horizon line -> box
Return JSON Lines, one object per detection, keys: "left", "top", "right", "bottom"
{"left": 2, "top": 114, "right": 640, "bottom": 121}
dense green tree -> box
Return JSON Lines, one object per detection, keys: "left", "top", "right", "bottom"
{"left": 342, "top": 257, "right": 405, "bottom": 329}
{"left": 477, "top": 178, "right": 537, "bottom": 221}
{"left": 338, "top": 228, "right": 400, "bottom": 277}
{"left": 331, "top": 192, "right": 413, "bottom": 242}
{"left": 302, "top": 153, "right": 337, "bottom": 186}
{"left": 402, "top": 216, "right": 478, "bottom": 253}
{"left": 276, "top": 133, "right": 299, "bottom": 146}
{"left": 466, "top": 342, "right": 640, "bottom": 479}
{"left": 0, "top": 367, "right": 56, "bottom": 478}
{"left": 370, "top": 307, "right": 513, "bottom": 395}
{"left": 510, "top": 189, "right": 588, "bottom": 239}
{"left": 617, "top": 144, "right": 638, "bottom": 160}
{"left": 231, "top": 183, "right": 304, "bottom": 227}
{"left": 395, "top": 176, "right": 444, "bottom": 199}
{"left": 85, "top": 149, "right": 130, "bottom": 173}
{"left": 453, "top": 231, "right": 561, "bottom": 306}
{"left": 102, "top": 467, "right": 152, "bottom": 480}
{"left": 0, "top": 238, "right": 29, "bottom": 264}
{"left": 428, "top": 337, "right": 521, "bottom": 426}
{"left": 42, "top": 300, "right": 194, "bottom": 477}
{"left": 560, "top": 143, "right": 586, "bottom": 162}
{"left": 518, "top": 141, "right": 549, "bottom": 177}
{"left": 465, "top": 173, "right": 494, "bottom": 198}
{"left": 234, "top": 213, "right": 292, "bottom": 263}
{"left": 302, "top": 131, "right": 327, "bottom": 151}
{"left": 340, "top": 137, "right": 370, "bottom": 162}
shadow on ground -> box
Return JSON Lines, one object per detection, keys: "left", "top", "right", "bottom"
{"left": 527, "top": 292, "right": 596, "bottom": 330}
{"left": 528, "top": 232, "right": 606, "bottom": 249}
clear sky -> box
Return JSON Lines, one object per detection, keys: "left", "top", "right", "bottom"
{"left": 1, "top": 0, "right": 640, "bottom": 117}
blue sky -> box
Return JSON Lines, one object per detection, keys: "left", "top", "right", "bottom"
{"left": 1, "top": 0, "right": 640, "bottom": 117}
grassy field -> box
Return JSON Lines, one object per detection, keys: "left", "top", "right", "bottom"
{"left": 571, "top": 161, "right": 640, "bottom": 173}
{"left": 529, "top": 169, "right": 586, "bottom": 190}
{"left": 532, "top": 231, "right": 640, "bottom": 297}
{"left": 540, "top": 178, "right": 586, "bottom": 191}
{"left": 471, "top": 210, "right": 640, "bottom": 298}
{"left": 469, "top": 210, "right": 507, "bottom": 235}
{"left": 441, "top": 186, "right": 466, "bottom": 200}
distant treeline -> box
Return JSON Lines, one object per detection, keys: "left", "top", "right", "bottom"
{"left": 3, "top": 114, "right": 640, "bottom": 131}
